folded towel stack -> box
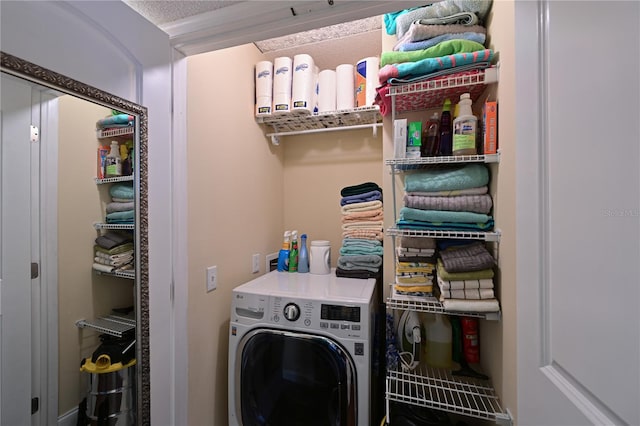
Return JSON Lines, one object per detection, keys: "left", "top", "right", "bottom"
{"left": 336, "top": 182, "right": 384, "bottom": 279}
{"left": 375, "top": 1, "right": 495, "bottom": 116}
{"left": 96, "top": 111, "right": 135, "bottom": 130}
{"left": 435, "top": 241, "right": 499, "bottom": 312}
{"left": 93, "top": 236, "right": 135, "bottom": 274}
{"left": 393, "top": 236, "right": 437, "bottom": 296}
{"left": 396, "top": 164, "right": 494, "bottom": 232}
{"left": 106, "top": 183, "right": 135, "bottom": 224}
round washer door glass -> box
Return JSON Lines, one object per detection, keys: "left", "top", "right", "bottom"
{"left": 237, "top": 329, "right": 356, "bottom": 426}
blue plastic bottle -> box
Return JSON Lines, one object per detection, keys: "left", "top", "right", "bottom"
{"left": 277, "top": 231, "right": 291, "bottom": 272}
{"left": 298, "top": 234, "right": 309, "bottom": 273}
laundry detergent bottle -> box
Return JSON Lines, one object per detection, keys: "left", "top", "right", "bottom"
{"left": 277, "top": 231, "right": 291, "bottom": 272}
{"left": 425, "top": 313, "right": 453, "bottom": 369}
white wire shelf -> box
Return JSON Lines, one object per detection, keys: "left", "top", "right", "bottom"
{"left": 75, "top": 313, "right": 136, "bottom": 338}
{"left": 256, "top": 105, "right": 382, "bottom": 145}
{"left": 93, "top": 268, "right": 135, "bottom": 280}
{"left": 387, "top": 287, "right": 500, "bottom": 321}
{"left": 93, "top": 223, "right": 135, "bottom": 230}
{"left": 388, "top": 66, "right": 498, "bottom": 114}
{"left": 96, "top": 126, "right": 134, "bottom": 139}
{"left": 387, "top": 227, "right": 501, "bottom": 242}
{"left": 386, "top": 153, "right": 500, "bottom": 171}
{"left": 386, "top": 364, "right": 511, "bottom": 425}
{"left": 95, "top": 174, "right": 134, "bottom": 184}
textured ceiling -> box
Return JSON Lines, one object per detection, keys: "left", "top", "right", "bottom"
{"left": 122, "top": 0, "right": 384, "bottom": 65}
{"left": 123, "top": 1, "right": 240, "bottom": 26}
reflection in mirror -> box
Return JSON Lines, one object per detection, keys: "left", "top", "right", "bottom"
{"left": 1, "top": 51, "right": 149, "bottom": 426}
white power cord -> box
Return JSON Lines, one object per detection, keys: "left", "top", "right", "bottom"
{"left": 399, "top": 325, "right": 421, "bottom": 372}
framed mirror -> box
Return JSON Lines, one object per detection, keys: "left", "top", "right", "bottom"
{"left": 1, "top": 51, "right": 149, "bottom": 425}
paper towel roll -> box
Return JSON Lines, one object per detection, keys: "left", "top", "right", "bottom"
{"left": 273, "top": 56, "right": 292, "bottom": 114}
{"left": 317, "top": 69, "right": 337, "bottom": 113}
{"left": 355, "top": 56, "right": 380, "bottom": 107}
{"left": 336, "top": 63, "right": 355, "bottom": 110}
{"left": 255, "top": 61, "right": 273, "bottom": 116}
{"left": 292, "top": 54, "right": 315, "bottom": 114}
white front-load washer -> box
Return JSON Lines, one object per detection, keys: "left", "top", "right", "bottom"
{"left": 228, "top": 270, "right": 377, "bottom": 426}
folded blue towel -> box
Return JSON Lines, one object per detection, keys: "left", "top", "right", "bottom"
{"left": 404, "top": 164, "right": 489, "bottom": 193}
{"left": 398, "top": 33, "right": 487, "bottom": 52}
{"left": 400, "top": 207, "right": 491, "bottom": 224}
{"left": 339, "top": 246, "right": 384, "bottom": 256}
{"left": 397, "top": 219, "right": 494, "bottom": 232}
{"left": 105, "top": 210, "right": 134, "bottom": 223}
{"left": 342, "top": 238, "right": 382, "bottom": 247}
{"left": 109, "top": 183, "right": 134, "bottom": 200}
{"left": 340, "top": 190, "right": 382, "bottom": 206}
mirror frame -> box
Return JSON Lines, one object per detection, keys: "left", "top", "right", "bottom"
{"left": 1, "top": 51, "right": 150, "bottom": 425}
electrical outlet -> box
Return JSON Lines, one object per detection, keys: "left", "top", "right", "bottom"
{"left": 265, "top": 252, "right": 278, "bottom": 272}
{"left": 206, "top": 266, "right": 217, "bottom": 292}
{"left": 252, "top": 253, "right": 260, "bottom": 274}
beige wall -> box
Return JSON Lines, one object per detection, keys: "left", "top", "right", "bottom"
{"left": 186, "top": 43, "right": 385, "bottom": 424}
{"left": 57, "top": 96, "right": 134, "bottom": 415}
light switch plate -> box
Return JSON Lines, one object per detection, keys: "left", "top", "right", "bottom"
{"left": 252, "top": 254, "right": 260, "bottom": 274}
{"left": 206, "top": 266, "right": 217, "bottom": 292}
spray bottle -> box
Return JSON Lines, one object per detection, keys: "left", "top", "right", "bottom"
{"left": 277, "top": 231, "right": 291, "bottom": 272}
{"left": 298, "top": 233, "right": 309, "bottom": 273}
{"left": 288, "top": 230, "right": 299, "bottom": 272}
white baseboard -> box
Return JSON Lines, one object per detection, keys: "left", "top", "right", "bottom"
{"left": 58, "top": 407, "right": 77, "bottom": 426}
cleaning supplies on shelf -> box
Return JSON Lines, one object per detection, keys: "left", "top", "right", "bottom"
{"left": 288, "top": 230, "right": 299, "bottom": 272}
{"left": 452, "top": 92, "right": 478, "bottom": 155}
{"left": 461, "top": 316, "right": 480, "bottom": 363}
{"left": 421, "top": 112, "right": 439, "bottom": 157}
{"left": 438, "top": 99, "right": 453, "bottom": 156}
{"left": 105, "top": 141, "right": 122, "bottom": 177}
{"left": 277, "top": 231, "right": 291, "bottom": 272}
{"left": 298, "top": 234, "right": 309, "bottom": 273}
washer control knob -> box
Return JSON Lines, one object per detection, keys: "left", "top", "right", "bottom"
{"left": 283, "top": 303, "right": 300, "bottom": 322}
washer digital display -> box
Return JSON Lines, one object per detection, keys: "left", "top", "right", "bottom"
{"left": 320, "top": 304, "right": 360, "bottom": 322}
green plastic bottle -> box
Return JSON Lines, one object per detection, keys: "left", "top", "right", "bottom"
{"left": 288, "top": 230, "right": 299, "bottom": 272}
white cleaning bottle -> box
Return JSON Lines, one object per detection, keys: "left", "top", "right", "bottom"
{"left": 452, "top": 93, "right": 478, "bottom": 156}
{"left": 105, "top": 141, "right": 122, "bottom": 177}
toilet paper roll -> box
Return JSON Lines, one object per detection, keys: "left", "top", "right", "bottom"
{"left": 255, "top": 61, "right": 273, "bottom": 116}
{"left": 355, "top": 56, "right": 380, "bottom": 107}
{"left": 317, "top": 69, "right": 337, "bottom": 113}
{"left": 336, "top": 63, "right": 355, "bottom": 110}
{"left": 292, "top": 54, "right": 315, "bottom": 114}
{"left": 273, "top": 56, "right": 292, "bottom": 114}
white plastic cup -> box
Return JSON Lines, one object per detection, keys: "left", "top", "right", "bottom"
{"left": 309, "top": 240, "right": 331, "bottom": 275}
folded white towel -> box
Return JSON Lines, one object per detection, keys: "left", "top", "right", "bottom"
{"left": 439, "top": 288, "right": 494, "bottom": 300}
{"left": 92, "top": 263, "right": 114, "bottom": 273}
{"left": 341, "top": 200, "right": 383, "bottom": 213}
{"left": 437, "top": 275, "right": 494, "bottom": 291}
{"left": 341, "top": 221, "right": 384, "bottom": 230}
{"left": 442, "top": 298, "right": 500, "bottom": 313}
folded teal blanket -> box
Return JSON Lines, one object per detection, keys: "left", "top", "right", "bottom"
{"left": 400, "top": 207, "right": 491, "bottom": 224}
{"left": 106, "top": 210, "right": 134, "bottom": 223}
{"left": 342, "top": 238, "right": 382, "bottom": 247}
{"left": 397, "top": 33, "right": 486, "bottom": 53}
{"left": 96, "top": 114, "right": 134, "bottom": 129}
{"left": 381, "top": 40, "right": 486, "bottom": 67}
{"left": 404, "top": 164, "right": 489, "bottom": 193}
{"left": 379, "top": 49, "right": 494, "bottom": 84}
{"left": 109, "top": 183, "right": 134, "bottom": 200}
{"left": 339, "top": 246, "right": 384, "bottom": 256}
{"left": 397, "top": 219, "right": 494, "bottom": 232}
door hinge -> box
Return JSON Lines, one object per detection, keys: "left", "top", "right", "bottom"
{"left": 31, "top": 397, "right": 39, "bottom": 415}
{"left": 31, "top": 262, "right": 39, "bottom": 279}
{"left": 30, "top": 125, "right": 39, "bottom": 142}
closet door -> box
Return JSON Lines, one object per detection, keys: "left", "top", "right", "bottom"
{"left": 1, "top": 73, "right": 35, "bottom": 425}
{"left": 516, "top": 1, "right": 639, "bottom": 425}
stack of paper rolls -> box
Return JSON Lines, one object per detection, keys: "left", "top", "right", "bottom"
{"left": 272, "top": 56, "right": 292, "bottom": 114}
{"left": 255, "top": 60, "right": 273, "bottom": 116}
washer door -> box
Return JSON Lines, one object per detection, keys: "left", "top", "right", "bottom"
{"left": 235, "top": 328, "right": 357, "bottom": 426}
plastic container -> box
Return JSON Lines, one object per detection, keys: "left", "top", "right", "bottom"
{"left": 425, "top": 313, "right": 452, "bottom": 368}
{"left": 461, "top": 317, "right": 480, "bottom": 363}
{"left": 452, "top": 93, "right": 478, "bottom": 155}
{"left": 298, "top": 234, "right": 309, "bottom": 273}
{"left": 309, "top": 240, "right": 331, "bottom": 274}
{"left": 105, "top": 141, "right": 122, "bottom": 177}
{"left": 288, "top": 230, "right": 299, "bottom": 272}
{"left": 421, "top": 112, "right": 439, "bottom": 157}
{"left": 438, "top": 99, "right": 453, "bottom": 156}
{"left": 277, "top": 231, "right": 291, "bottom": 272}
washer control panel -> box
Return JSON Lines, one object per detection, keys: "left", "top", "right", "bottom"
{"left": 270, "top": 296, "right": 365, "bottom": 338}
